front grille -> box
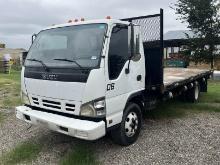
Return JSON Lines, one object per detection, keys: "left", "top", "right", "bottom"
{"left": 31, "top": 97, "right": 76, "bottom": 112}
{"left": 43, "top": 103, "right": 61, "bottom": 109}
{"left": 42, "top": 100, "right": 60, "bottom": 105}
{"left": 65, "top": 103, "right": 75, "bottom": 112}
{"left": 42, "top": 99, "right": 61, "bottom": 110}
{"left": 32, "top": 97, "right": 39, "bottom": 105}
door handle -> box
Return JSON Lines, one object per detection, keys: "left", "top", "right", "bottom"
{"left": 137, "top": 75, "right": 142, "bottom": 81}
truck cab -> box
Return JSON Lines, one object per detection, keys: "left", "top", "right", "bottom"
{"left": 16, "top": 18, "right": 146, "bottom": 145}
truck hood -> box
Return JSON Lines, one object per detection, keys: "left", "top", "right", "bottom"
{"left": 24, "top": 78, "right": 86, "bottom": 102}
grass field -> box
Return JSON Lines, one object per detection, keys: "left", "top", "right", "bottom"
{"left": 0, "top": 70, "right": 21, "bottom": 123}
{"left": 0, "top": 112, "right": 4, "bottom": 123}
{"left": 0, "top": 70, "right": 21, "bottom": 109}
{"left": 60, "top": 144, "right": 100, "bottom": 165}
{"left": 0, "top": 142, "right": 42, "bottom": 165}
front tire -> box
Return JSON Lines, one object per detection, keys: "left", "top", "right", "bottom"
{"left": 110, "top": 103, "right": 142, "bottom": 146}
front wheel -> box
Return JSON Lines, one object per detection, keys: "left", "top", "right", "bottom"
{"left": 110, "top": 103, "right": 142, "bottom": 146}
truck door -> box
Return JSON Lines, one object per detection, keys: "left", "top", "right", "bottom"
{"left": 105, "top": 24, "right": 145, "bottom": 127}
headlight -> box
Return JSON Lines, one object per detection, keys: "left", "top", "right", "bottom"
{"left": 80, "top": 104, "right": 96, "bottom": 117}
{"left": 21, "top": 92, "right": 30, "bottom": 105}
{"left": 80, "top": 98, "right": 106, "bottom": 117}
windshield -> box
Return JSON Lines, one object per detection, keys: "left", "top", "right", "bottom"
{"left": 25, "top": 23, "right": 107, "bottom": 69}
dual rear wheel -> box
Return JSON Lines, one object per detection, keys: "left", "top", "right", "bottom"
{"left": 182, "top": 82, "right": 200, "bottom": 102}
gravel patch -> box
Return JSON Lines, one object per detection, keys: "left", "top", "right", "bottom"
{"left": 95, "top": 112, "right": 220, "bottom": 165}
{"left": 0, "top": 109, "right": 48, "bottom": 155}
{"left": 0, "top": 109, "right": 219, "bottom": 165}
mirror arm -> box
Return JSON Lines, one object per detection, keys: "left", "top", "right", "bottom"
{"left": 32, "top": 34, "right": 37, "bottom": 44}
{"left": 22, "top": 51, "right": 28, "bottom": 66}
{"left": 125, "top": 57, "right": 132, "bottom": 74}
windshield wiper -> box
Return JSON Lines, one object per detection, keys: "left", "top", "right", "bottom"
{"left": 53, "top": 58, "right": 83, "bottom": 70}
{"left": 26, "top": 58, "right": 50, "bottom": 72}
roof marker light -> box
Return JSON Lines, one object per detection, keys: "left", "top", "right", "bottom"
{"left": 106, "top": 16, "right": 111, "bottom": 19}
{"left": 74, "top": 19, "right": 78, "bottom": 22}
{"left": 81, "top": 18, "right": 85, "bottom": 21}
{"left": 68, "top": 20, "right": 72, "bottom": 23}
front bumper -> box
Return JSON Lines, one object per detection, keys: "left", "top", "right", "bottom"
{"left": 16, "top": 106, "right": 106, "bottom": 140}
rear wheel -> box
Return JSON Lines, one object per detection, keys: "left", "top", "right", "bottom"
{"left": 186, "top": 83, "right": 200, "bottom": 102}
{"left": 110, "top": 103, "right": 142, "bottom": 146}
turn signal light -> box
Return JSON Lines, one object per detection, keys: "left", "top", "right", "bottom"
{"left": 106, "top": 16, "right": 111, "bottom": 19}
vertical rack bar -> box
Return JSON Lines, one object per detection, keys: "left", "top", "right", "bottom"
{"left": 160, "top": 8, "right": 164, "bottom": 91}
{"left": 160, "top": 8, "right": 164, "bottom": 51}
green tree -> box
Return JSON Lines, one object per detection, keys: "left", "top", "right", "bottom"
{"left": 172, "top": 0, "right": 220, "bottom": 69}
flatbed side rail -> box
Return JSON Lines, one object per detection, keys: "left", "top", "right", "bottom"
{"left": 164, "top": 70, "right": 213, "bottom": 92}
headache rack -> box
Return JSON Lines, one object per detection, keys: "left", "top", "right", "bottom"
{"left": 122, "top": 9, "right": 164, "bottom": 92}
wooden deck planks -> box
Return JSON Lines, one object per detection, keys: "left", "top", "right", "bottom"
{"left": 164, "top": 68, "right": 210, "bottom": 87}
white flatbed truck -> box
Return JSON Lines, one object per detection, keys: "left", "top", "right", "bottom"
{"left": 16, "top": 9, "right": 212, "bottom": 145}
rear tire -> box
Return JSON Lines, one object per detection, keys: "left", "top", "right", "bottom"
{"left": 186, "top": 83, "right": 200, "bottom": 103}
{"left": 110, "top": 103, "right": 142, "bottom": 146}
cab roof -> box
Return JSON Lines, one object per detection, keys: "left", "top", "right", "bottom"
{"left": 44, "top": 19, "right": 130, "bottom": 31}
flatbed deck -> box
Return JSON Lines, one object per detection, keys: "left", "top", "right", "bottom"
{"left": 164, "top": 68, "right": 212, "bottom": 91}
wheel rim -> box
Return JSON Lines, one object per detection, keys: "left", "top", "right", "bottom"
{"left": 195, "top": 85, "right": 199, "bottom": 100}
{"left": 125, "top": 111, "right": 139, "bottom": 137}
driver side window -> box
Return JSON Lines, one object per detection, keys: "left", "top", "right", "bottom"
{"left": 108, "top": 25, "right": 129, "bottom": 80}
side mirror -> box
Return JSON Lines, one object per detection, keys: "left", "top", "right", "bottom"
{"left": 132, "top": 33, "right": 141, "bottom": 61}
{"left": 126, "top": 24, "right": 141, "bottom": 74}
{"left": 22, "top": 51, "right": 28, "bottom": 65}
{"left": 130, "top": 24, "right": 141, "bottom": 62}
{"left": 32, "top": 34, "right": 37, "bottom": 43}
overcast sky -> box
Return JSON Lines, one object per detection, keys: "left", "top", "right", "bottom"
{"left": 0, "top": 0, "right": 187, "bottom": 49}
